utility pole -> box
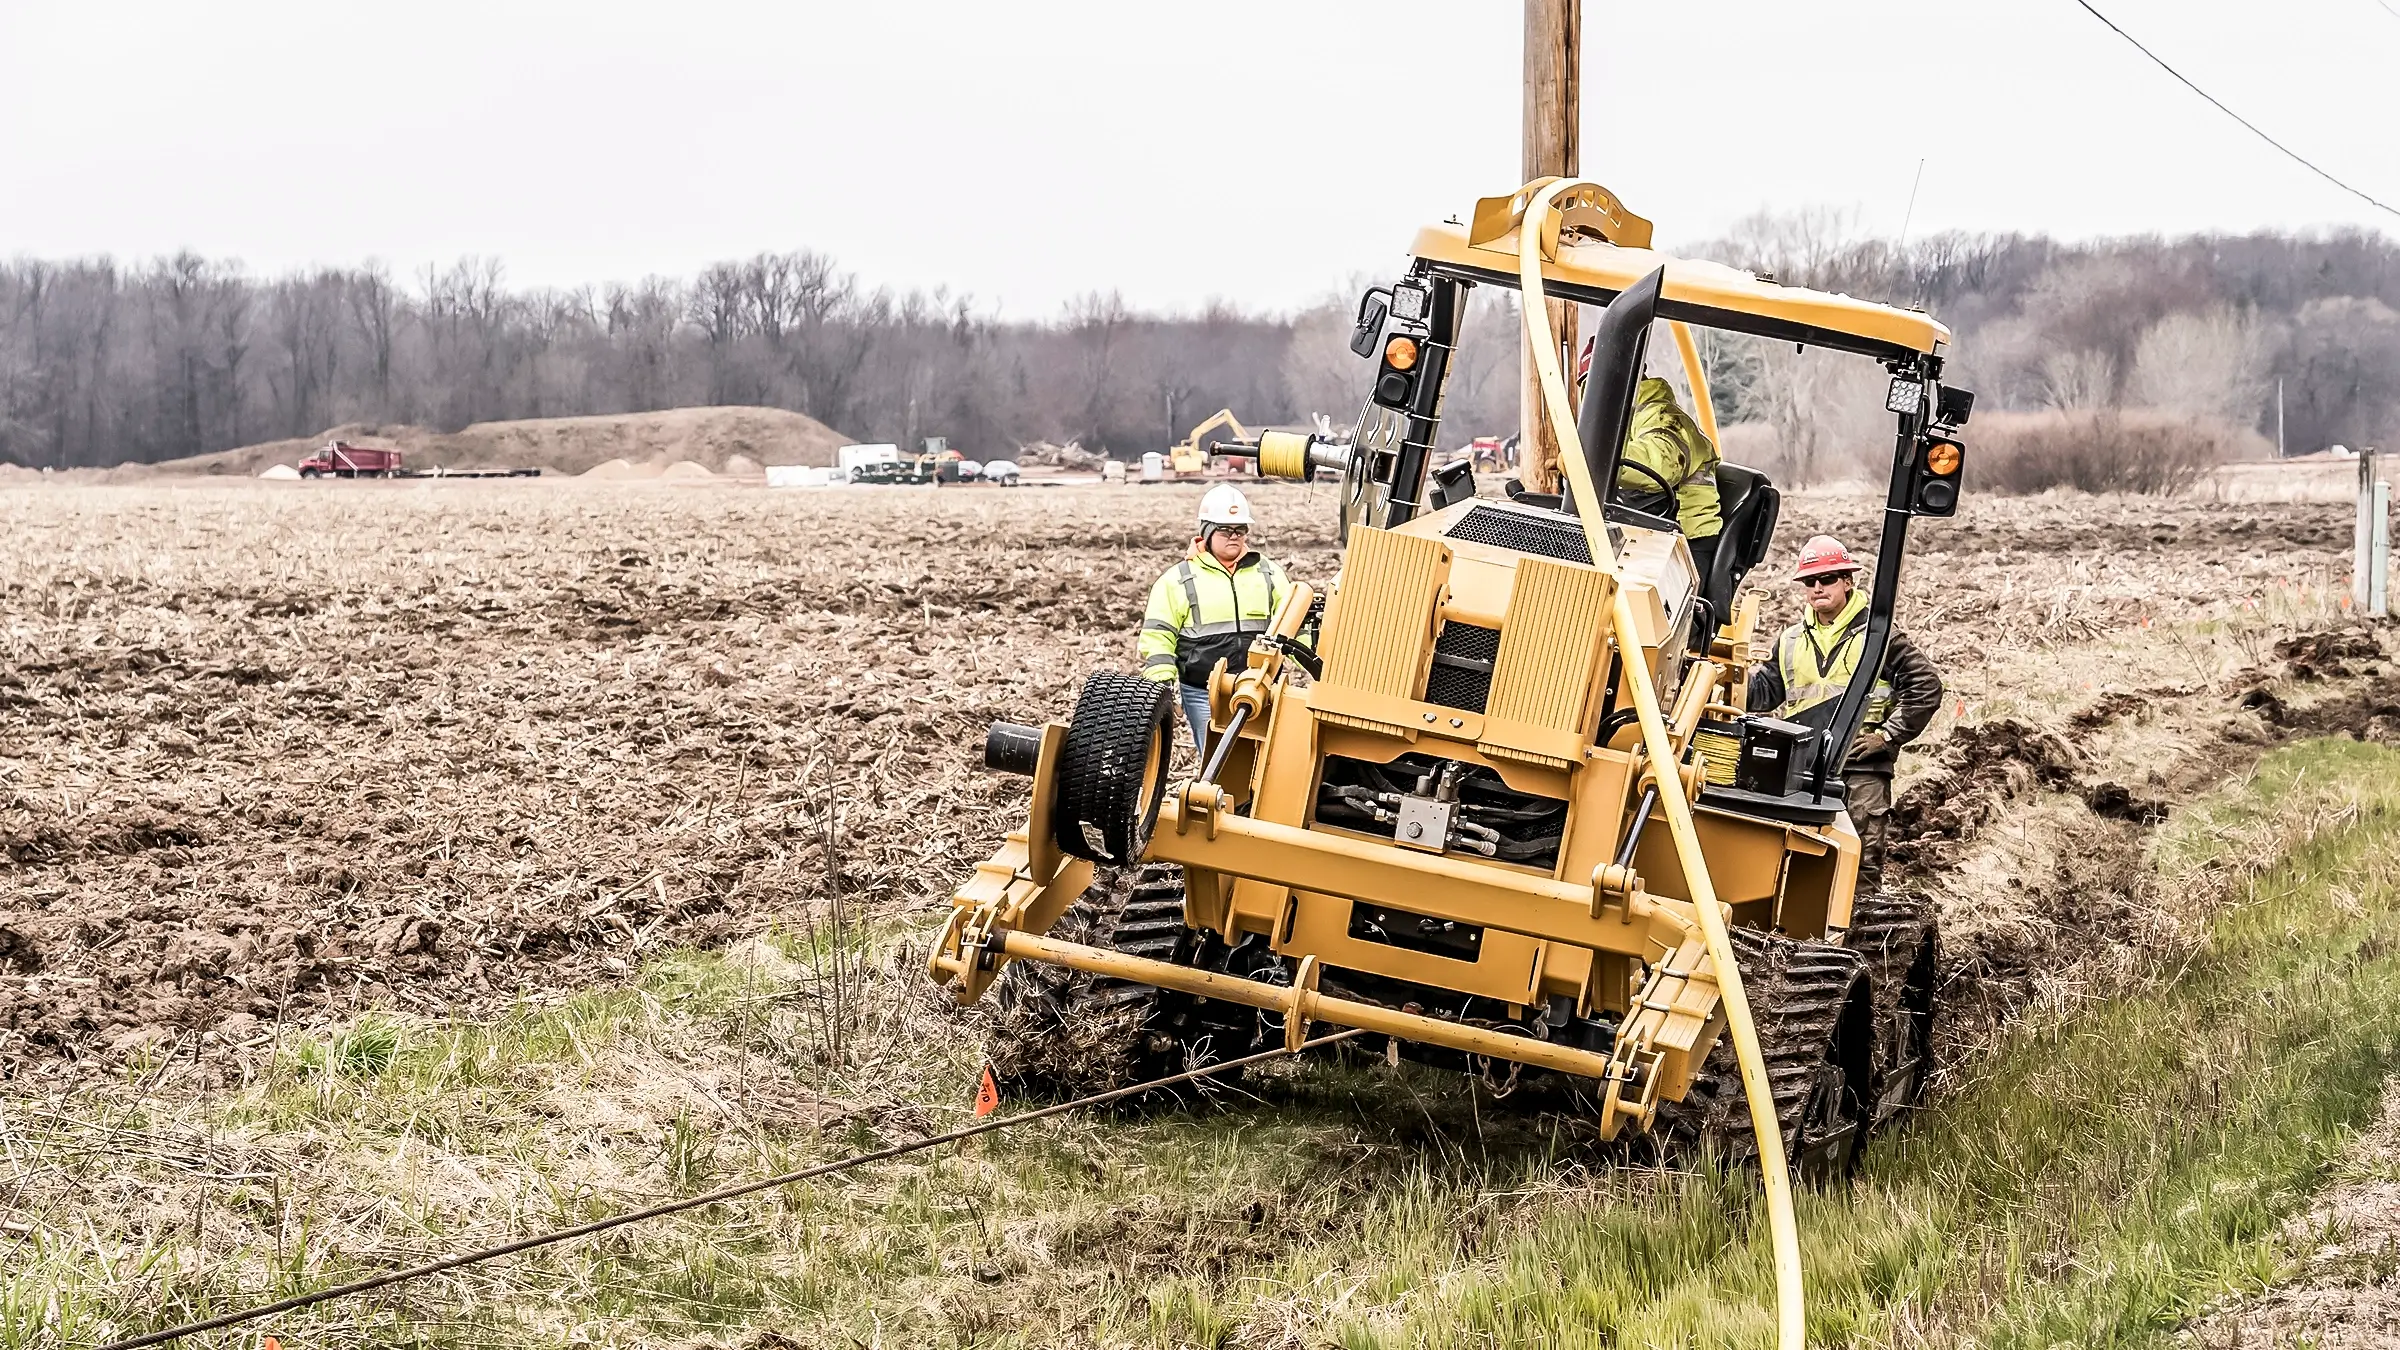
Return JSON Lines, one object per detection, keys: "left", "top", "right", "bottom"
{"left": 1521, "top": 0, "right": 1579, "bottom": 494}
{"left": 2276, "top": 378, "right": 2286, "bottom": 458}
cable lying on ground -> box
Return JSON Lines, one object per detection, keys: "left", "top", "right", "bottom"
{"left": 97, "top": 1028, "right": 1369, "bottom": 1350}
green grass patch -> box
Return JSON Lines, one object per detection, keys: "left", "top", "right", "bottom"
{"left": 1347, "top": 737, "right": 2400, "bottom": 1348}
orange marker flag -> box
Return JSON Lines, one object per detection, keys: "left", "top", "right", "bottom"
{"left": 262, "top": 1338, "right": 282, "bottom": 1350}
{"left": 973, "top": 1066, "right": 1001, "bottom": 1118}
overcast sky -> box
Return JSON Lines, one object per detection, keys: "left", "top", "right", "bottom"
{"left": 4, "top": 1, "right": 2395, "bottom": 318}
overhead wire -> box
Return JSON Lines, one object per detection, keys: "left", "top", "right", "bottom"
{"left": 2067, "top": 0, "right": 2400, "bottom": 220}
{"left": 96, "top": 1028, "right": 1368, "bottom": 1350}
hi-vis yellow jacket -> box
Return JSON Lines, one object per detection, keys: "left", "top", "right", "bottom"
{"left": 1140, "top": 551, "right": 1291, "bottom": 688}
{"left": 1619, "top": 377, "right": 1723, "bottom": 539}
{"left": 1746, "top": 588, "right": 1946, "bottom": 774}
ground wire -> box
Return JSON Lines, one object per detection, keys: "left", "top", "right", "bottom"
{"left": 95, "top": 1027, "right": 1368, "bottom": 1349}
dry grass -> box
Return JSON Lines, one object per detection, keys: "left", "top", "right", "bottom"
{"left": 1, "top": 476, "right": 2395, "bottom": 1346}
{"left": 1967, "top": 410, "right": 2269, "bottom": 496}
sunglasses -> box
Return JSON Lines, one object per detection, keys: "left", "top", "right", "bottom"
{"left": 1799, "top": 574, "right": 1852, "bottom": 589}
{"left": 1211, "top": 526, "right": 1250, "bottom": 539}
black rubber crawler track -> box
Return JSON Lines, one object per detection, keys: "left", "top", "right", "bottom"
{"left": 986, "top": 863, "right": 1254, "bottom": 1099}
{"left": 1652, "top": 927, "right": 1877, "bottom": 1178}
{"left": 1842, "top": 891, "right": 1939, "bottom": 1123}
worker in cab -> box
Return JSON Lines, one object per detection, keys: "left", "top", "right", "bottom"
{"left": 1140, "top": 486, "right": 1295, "bottom": 757}
{"left": 1747, "top": 534, "right": 1945, "bottom": 891}
{"left": 1618, "top": 375, "right": 1724, "bottom": 578}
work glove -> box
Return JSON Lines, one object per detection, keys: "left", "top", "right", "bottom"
{"left": 1853, "top": 732, "right": 1890, "bottom": 759}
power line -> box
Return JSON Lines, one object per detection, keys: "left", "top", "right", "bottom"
{"left": 98, "top": 1028, "right": 1368, "bottom": 1350}
{"left": 2068, "top": 0, "right": 2400, "bottom": 221}
{"left": 2377, "top": 0, "right": 2400, "bottom": 21}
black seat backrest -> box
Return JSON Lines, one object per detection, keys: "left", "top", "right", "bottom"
{"left": 1704, "top": 462, "right": 1780, "bottom": 616}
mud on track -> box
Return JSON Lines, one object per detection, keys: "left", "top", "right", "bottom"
{"left": 0, "top": 481, "right": 2367, "bottom": 1073}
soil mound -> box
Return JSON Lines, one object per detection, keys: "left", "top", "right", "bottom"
{"left": 441, "top": 406, "right": 846, "bottom": 476}
{"left": 144, "top": 406, "right": 853, "bottom": 479}
{"left": 659, "top": 460, "right": 716, "bottom": 480}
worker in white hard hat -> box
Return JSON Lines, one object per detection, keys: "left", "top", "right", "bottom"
{"left": 1747, "top": 534, "right": 1945, "bottom": 891}
{"left": 1139, "top": 485, "right": 1297, "bottom": 756}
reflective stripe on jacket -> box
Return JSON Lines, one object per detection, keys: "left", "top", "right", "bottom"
{"left": 1771, "top": 590, "right": 1894, "bottom": 730}
{"left": 1618, "top": 376, "right": 1723, "bottom": 539}
{"left": 1139, "top": 551, "right": 1290, "bottom": 687}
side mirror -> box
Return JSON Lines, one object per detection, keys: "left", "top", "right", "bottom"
{"left": 1935, "top": 385, "right": 1976, "bottom": 429}
{"left": 1428, "top": 458, "right": 1476, "bottom": 510}
{"left": 1349, "top": 289, "right": 1392, "bottom": 359}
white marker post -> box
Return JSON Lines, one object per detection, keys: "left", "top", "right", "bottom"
{"left": 2373, "top": 478, "right": 2391, "bottom": 619}
{"left": 2358, "top": 449, "right": 2381, "bottom": 613}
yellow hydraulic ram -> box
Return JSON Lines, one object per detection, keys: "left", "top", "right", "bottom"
{"left": 1515, "top": 178, "right": 1808, "bottom": 1350}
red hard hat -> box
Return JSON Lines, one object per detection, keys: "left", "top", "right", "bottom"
{"left": 1791, "top": 534, "right": 1861, "bottom": 581}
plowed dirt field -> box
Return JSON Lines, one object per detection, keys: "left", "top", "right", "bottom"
{"left": 0, "top": 481, "right": 2373, "bottom": 1068}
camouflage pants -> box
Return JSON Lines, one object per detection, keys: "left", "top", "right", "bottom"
{"left": 1846, "top": 771, "right": 1893, "bottom": 894}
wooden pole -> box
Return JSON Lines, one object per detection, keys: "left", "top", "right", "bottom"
{"left": 1521, "top": 0, "right": 1579, "bottom": 493}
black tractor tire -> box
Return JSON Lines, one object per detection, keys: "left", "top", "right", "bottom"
{"left": 1652, "top": 927, "right": 1878, "bottom": 1181}
{"left": 1051, "top": 671, "right": 1176, "bottom": 865}
{"left": 1843, "top": 891, "right": 1939, "bottom": 1124}
{"left": 985, "top": 862, "right": 1258, "bottom": 1100}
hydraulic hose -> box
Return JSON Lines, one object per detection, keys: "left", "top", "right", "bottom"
{"left": 1514, "top": 179, "right": 1807, "bottom": 1350}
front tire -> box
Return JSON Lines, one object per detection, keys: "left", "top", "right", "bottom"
{"left": 1051, "top": 672, "right": 1175, "bottom": 865}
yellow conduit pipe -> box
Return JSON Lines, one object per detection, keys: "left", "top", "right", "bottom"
{"left": 1514, "top": 179, "right": 1808, "bottom": 1350}
{"left": 1670, "top": 320, "right": 1720, "bottom": 446}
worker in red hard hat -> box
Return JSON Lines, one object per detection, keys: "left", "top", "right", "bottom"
{"left": 1747, "top": 534, "right": 1945, "bottom": 891}
{"left": 1139, "top": 486, "right": 1300, "bottom": 757}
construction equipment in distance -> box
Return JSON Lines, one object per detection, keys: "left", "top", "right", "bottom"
{"left": 296, "top": 441, "right": 541, "bottom": 479}
{"left": 1160, "top": 409, "right": 1265, "bottom": 480}
{"left": 931, "top": 178, "right": 1970, "bottom": 1171}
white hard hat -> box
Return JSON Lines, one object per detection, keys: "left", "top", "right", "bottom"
{"left": 1198, "top": 485, "right": 1254, "bottom": 529}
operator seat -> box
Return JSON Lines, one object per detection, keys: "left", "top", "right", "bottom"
{"left": 1704, "top": 463, "right": 1780, "bottom": 618}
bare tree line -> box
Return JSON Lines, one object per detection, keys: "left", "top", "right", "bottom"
{"left": 4, "top": 222, "right": 2398, "bottom": 473}
{"left": 1684, "top": 214, "right": 2400, "bottom": 479}
{"left": 0, "top": 252, "right": 1297, "bottom": 468}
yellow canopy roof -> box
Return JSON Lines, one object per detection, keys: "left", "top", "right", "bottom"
{"left": 1410, "top": 220, "right": 1950, "bottom": 359}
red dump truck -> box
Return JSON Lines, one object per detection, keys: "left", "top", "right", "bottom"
{"left": 292, "top": 443, "right": 543, "bottom": 480}
{"left": 298, "top": 442, "right": 404, "bottom": 478}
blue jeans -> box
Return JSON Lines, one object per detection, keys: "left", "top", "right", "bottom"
{"left": 1178, "top": 683, "right": 1213, "bottom": 758}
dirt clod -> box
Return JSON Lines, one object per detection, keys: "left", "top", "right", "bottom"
{"left": 2084, "top": 780, "right": 2172, "bottom": 824}
{"left": 1890, "top": 718, "right": 2082, "bottom": 871}
{"left": 2274, "top": 626, "right": 2387, "bottom": 681}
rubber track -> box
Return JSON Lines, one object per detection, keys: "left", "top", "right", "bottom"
{"left": 1653, "top": 927, "right": 1872, "bottom": 1168}
{"left": 1843, "top": 891, "right": 1938, "bottom": 1121}
{"left": 986, "top": 862, "right": 1221, "bottom": 1098}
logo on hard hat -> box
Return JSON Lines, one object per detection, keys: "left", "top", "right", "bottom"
{"left": 1199, "top": 485, "right": 1254, "bottom": 528}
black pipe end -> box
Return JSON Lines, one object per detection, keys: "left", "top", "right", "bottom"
{"left": 984, "top": 721, "right": 1043, "bottom": 775}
